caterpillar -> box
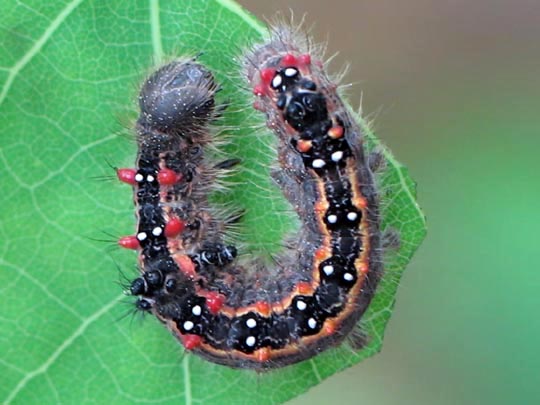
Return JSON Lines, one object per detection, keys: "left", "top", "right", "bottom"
{"left": 117, "top": 25, "right": 385, "bottom": 371}
{"left": 116, "top": 59, "right": 236, "bottom": 313}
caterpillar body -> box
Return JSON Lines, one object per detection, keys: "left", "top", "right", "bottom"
{"left": 117, "top": 27, "right": 384, "bottom": 371}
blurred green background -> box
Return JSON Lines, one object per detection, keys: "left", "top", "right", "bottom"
{"left": 239, "top": 1, "right": 540, "bottom": 404}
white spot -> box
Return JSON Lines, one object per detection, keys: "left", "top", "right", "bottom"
{"left": 271, "top": 74, "right": 282, "bottom": 88}
{"left": 331, "top": 151, "right": 344, "bottom": 162}
{"left": 224, "top": 246, "right": 233, "bottom": 258}
{"left": 192, "top": 305, "right": 202, "bottom": 316}
{"left": 134, "top": 173, "right": 144, "bottom": 182}
{"left": 183, "top": 321, "right": 194, "bottom": 331}
{"left": 312, "top": 159, "right": 326, "bottom": 168}
{"left": 246, "top": 336, "right": 256, "bottom": 347}
{"left": 327, "top": 214, "right": 338, "bottom": 224}
{"left": 152, "top": 227, "right": 163, "bottom": 236}
{"left": 284, "top": 67, "right": 298, "bottom": 77}
{"left": 136, "top": 232, "right": 147, "bottom": 241}
{"left": 347, "top": 212, "right": 358, "bottom": 221}
{"left": 344, "top": 273, "right": 354, "bottom": 281}
{"left": 246, "top": 318, "right": 257, "bottom": 328}
{"left": 201, "top": 252, "right": 211, "bottom": 264}
{"left": 323, "top": 265, "right": 334, "bottom": 276}
{"left": 147, "top": 175, "right": 155, "bottom": 182}
{"left": 308, "top": 318, "right": 317, "bottom": 329}
{"left": 296, "top": 300, "right": 307, "bottom": 311}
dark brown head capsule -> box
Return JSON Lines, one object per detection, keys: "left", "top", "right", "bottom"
{"left": 138, "top": 60, "right": 218, "bottom": 133}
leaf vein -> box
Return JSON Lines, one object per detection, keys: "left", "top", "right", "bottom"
{"left": 182, "top": 355, "right": 192, "bottom": 405}
{"left": 213, "top": 0, "right": 265, "bottom": 35}
{"left": 149, "top": 0, "right": 164, "bottom": 65}
{"left": 4, "top": 293, "right": 124, "bottom": 404}
{"left": 0, "top": 0, "right": 85, "bottom": 107}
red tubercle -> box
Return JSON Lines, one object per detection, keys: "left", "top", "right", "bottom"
{"left": 253, "top": 84, "right": 265, "bottom": 96}
{"left": 118, "top": 235, "right": 139, "bottom": 250}
{"left": 164, "top": 217, "right": 185, "bottom": 238}
{"left": 173, "top": 254, "right": 197, "bottom": 278}
{"left": 315, "top": 247, "right": 328, "bottom": 260}
{"left": 116, "top": 168, "right": 137, "bottom": 185}
{"left": 205, "top": 292, "right": 225, "bottom": 314}
{"left": 255, "top": 301, "right": 272, "bottom": 317}
{"left": 356, "top": 197, "right": 368, "bottom": 209}
{"left": 328, "top": 125, "right": 344, "bottom": 139}
{"left": 260, "top": 68, "right": 275, "bottom": 84}
{"left": 324, "top": 319, "right": 337, "bottom": 335}
{"left": 281, "top": 53, "right": 297, "bottom": 66}
{"left": 256, "top": 348, "right": 271, "bottom": 363}
{"left": 298, "top": 54, "right": 311, "bottom": 66}
{"left": 297, "top": 282, "right": 313, "bottom": 295}
{"left": 296, "top": 139, "right": 312, "bottom": 153}
{"left": 158, "top": 168, "right": 181, "bottom": 186}
{"left": 181, "top": 334, "right": 202, "bottom": 350}
{"left": 358, "top": 262, "right": 369, "bottom": 274}
{"left": 314, "top": 200, "right": 328, "bottom": 214}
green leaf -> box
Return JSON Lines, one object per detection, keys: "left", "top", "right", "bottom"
{"left": 0, "top": 1, "right": 426, "bottom": 404}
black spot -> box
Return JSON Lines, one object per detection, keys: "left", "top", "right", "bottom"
{"left": 193, "top": 243, "right": 237, "bottom": 268}
{"left": 145, "top": 270, "right": 163, "bottom": 290}
{"left": 262, "top": 316, "right": 292, "bottom": 349}
{"left": 229, "top": 313, "right": 266, "bottom": 353}
{"left": 130, "top": 277, "right": 146, "bottom": 295}
{"left": 319, "top": 256, "right": 346, "bottom": 281}
{"left": 315, "top": 283, "right": 345, "bottom": 316}
{"left": 302, "top": 80, "right": 317, "bottom": 91}
{"left": 286, "top": 295, "right": 324, "bottom": 337}
{"left": 172, "top": 295, "right": 208, "bottom": 335}
{"left": 333, "top": 235, "right": 363, "bottom": 261}
{"left": 188, "top": 218, "right": 201, "bottom": 230}
{"left": 183, "top": 167, "right": 194, "bottom": 182}
{"left": 286, "top": 100, "right": 306, "bottom": 125}
{"left": 284, "top": 91, "right": 328, "bottom": 131}
{"left": 276, "top": 94, "right": 287, "bottom": 110}
{"left": 206, "top": 313, "right": 232, "bottom": 349}
{"left": 165, "top": 278, "right": 177, "bottom": 292}
{"left": 135, "top": 299, "right": 152, "bottom": 312}
{"left": 151, "top": 256, "right": 180, "bottom": 275}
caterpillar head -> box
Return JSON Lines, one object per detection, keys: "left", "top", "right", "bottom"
{"left": 138, "top": 60, "right": 218, "bottom": 134}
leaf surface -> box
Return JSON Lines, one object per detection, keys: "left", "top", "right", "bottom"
{"left": 0, "top": 1, "right": 426, "bottom": 404}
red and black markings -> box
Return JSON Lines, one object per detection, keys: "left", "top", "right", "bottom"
{"left": 175, "top": 27, "right": 383, "bottom": 369}
{"left": 117, "top": 26, "right": 383, "bottom": 371}
{"left": 118, "top": 59, "right": 233, "bottom": 308}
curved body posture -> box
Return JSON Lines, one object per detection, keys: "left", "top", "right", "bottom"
{"left": 118, "top": 28, "right": 383, "bottom": 370}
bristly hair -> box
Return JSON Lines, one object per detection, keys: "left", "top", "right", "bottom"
{"left": 113, "top": 15, "right": 404, "bottom": 372}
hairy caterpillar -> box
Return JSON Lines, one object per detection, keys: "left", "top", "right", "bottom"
{"left": 117, "top": 25, "right": 387, "bottom": 371}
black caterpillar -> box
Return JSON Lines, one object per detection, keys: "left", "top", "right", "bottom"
{"left": 116, "top": 25, "right": 385, "bottom": 371}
